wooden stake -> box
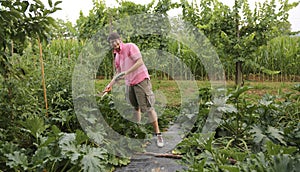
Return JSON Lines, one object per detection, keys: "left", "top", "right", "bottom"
{"left": 136, "top": 152, "right": 183, "bottom": 159}
{"left": 109, "top": 15, "right": 115, "bottom": 78}
{"left": 38, "top": 37, "right": 48, "bottom": 116}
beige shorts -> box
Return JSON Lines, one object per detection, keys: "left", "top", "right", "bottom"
{"left": 126, "top": 79, "right": 155, "bottom": 113}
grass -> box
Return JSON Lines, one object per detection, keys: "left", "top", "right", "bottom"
{"left": 241, "top": 81, "right": 299, "bottom": 100}
{"left": 95, "top": 79, "right": 300, "bottom": 106}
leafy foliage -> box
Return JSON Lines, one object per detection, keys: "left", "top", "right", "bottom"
{"left": 0, "top": 37, "right": 131, "bottom": 171}
{"left": 1, "top": 0, "right": 300, "bottom": 171}
{"left": 0, "top": 0, "right": 61, "bottom": 78}
{"left": 180, "top": 0, "right": 299, "bottom": 83}
{"left": 74, "top": 0, "right": 300, "bottom": 81}
{"left": 176, "top": 84, "right": 300, "bottom": 171}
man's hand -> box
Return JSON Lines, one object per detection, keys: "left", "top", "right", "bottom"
{"left": 113, "top": 71, "right": 126, "bottom": 81}
{"left": 101, "top": 72, "right": 125, "bottom": 94}
{"left": 103, "top": 85, "right": 112, "bottom": 93}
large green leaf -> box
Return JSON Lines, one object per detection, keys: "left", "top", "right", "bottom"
{"left": 271, "top": 154, "right": 297, "bottom": 172}
{"left": 59, "top": 133, "right": 81, "bottom": 162}
{"left": 0, "top": 141, "right": 19, "bottom": 155}
{"left": 217, "top": 104, "right": 238, "bottom": 114}
{"left": 229, "top": 86, "right": 252, "bottom": 99}
{"left": 19, "top": 116, "right": 49, "bottom": 139}
{"left": 250, "top": 125, "right": 267, "bottom": 144}
{"left": 85, "top": 124, "right": 106, "bottom": 144}
{"left": 80, "top": 146, "right": 108, "bottom": 172}
{"left": 266, "top": 141, "right": 298, "bottom": 156}
{"left": 259, "top": 99, "right": 273, "bottom": 107}
{"left": 5, "top": 151, "right": 29, "bottom": 170}
{"left": 76, "top": 129, "right": 89, "bottom": 145}
{"left": 32, "top": 147, "right": 51, "bottom": 167}
{"left": 267, "top": 126, "right": 286, "bottom": 146}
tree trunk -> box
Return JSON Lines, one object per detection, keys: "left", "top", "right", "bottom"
{"left": 234, "top": 0, "right": 243, "bottom": 87}
{"left": 235, "top": 61, "right": 243, "bottom": 86}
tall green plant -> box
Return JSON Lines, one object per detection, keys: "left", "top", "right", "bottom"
{"left": 0, "top": 0, "right": 62, "bottom": 130}
{"left": 256, "top": 36, "right": 300, "bottom": 81}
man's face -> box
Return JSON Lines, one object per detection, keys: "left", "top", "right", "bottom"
{"left": 109, "top": 39, "right": 121, "bottom": 51}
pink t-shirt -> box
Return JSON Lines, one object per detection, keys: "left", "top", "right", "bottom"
{"left": 114, "top": 42, "right": 150, "bottom": 86}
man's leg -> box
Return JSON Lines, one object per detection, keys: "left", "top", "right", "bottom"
{"left": 127, "top": 85, "right": 141, "bottom": 123}
{"left": 148, "top": 109, "right": 164, "bottom": 147}
{"left": 134, "top": 79, "right": 164, "bottom": 147}
{"left": 147, "top": 109, "right": 160, "bottom": 134}
{"left": 134, "top": 108, "right": 141, "bottom": 123}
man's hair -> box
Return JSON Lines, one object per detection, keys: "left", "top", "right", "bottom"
{"left": 107, "top": 32, "right": 120, "bottom": 41}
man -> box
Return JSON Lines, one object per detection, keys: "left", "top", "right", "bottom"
{"left": 104, "top": 32, "right": 164, "bottom": 148}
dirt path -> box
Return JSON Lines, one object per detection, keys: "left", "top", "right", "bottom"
{"left": 114, "top": 123, "right": 188, "bottom": 172}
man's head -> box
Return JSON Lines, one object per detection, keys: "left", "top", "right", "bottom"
{"left": 108, "top": 32, "right": 121, "bottom": 51}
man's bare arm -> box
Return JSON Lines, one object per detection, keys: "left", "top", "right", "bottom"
{"left": 124, "top": 58, "right": 144, "bottom": 75}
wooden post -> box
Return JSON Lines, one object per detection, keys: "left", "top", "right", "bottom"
{"left": 136, "top": 152, "right": 183, "bottom": 159}
{"left": 110, "top": 16, "right": 115, "bottom": 78}
{"left": 38, "top": 37, "right": 48, "bottom": 116}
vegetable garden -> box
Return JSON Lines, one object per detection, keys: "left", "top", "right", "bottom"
{"left": 1, "top": 0, "right": 299, "bottom": 171}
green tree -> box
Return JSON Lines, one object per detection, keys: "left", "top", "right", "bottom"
{"left": 180, "top": 0, "right": 299, "bottom": 86}
{"left": 0, "top": 0, "right": 61, "bottom": 79}
{"left": 51, "top": 19, "right": 77, "bottom": 39}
